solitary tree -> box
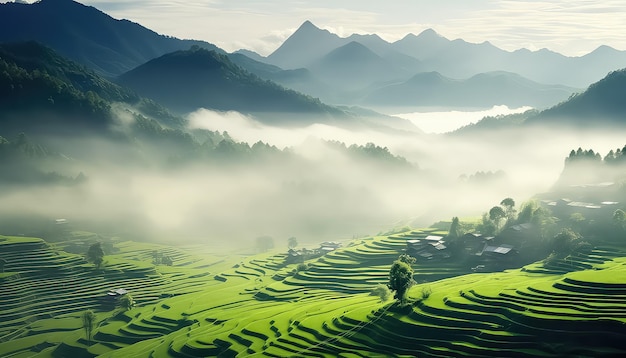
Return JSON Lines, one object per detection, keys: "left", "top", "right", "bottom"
{"left": 82, "top": 310, "right": 96, "bottom": 341}
{"left": 288, "top": 237, "right": 298, "bottom": 249}
{"left": 119, "top": 294, "right": 135, "bottom": 311}
{"left": 448, "top": 217, "right": 462, "bottom": 239}
{"left": 86, "top": 242, "right": 104, "bottom": 269}
{"left": 388, "top": 256, "right": 415, "bottom": 304}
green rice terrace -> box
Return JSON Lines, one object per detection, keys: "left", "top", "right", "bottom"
{"left": 1, "top": 224, "right": 626, "bottom": 358}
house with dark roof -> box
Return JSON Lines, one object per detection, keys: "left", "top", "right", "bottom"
{"left": 407, "top": 236, "right": 450, "bottom": 261}
{"left": 459, "top": 233, "right": 494, "bottom": 256}
{"left": 472, "top": 243, "right": 519, "bottom": 271}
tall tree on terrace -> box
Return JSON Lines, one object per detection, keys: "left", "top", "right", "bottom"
{"left": 82, "top": 310, "right": 96, "bottom": 341}
{"left": 388, "top": 255, "right": 415, "bottom": 304}
{"left": 86, "top": 242, "right": 104, "bottom": 269}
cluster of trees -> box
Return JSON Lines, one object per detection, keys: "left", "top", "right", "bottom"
{"left": 0, "top": 55, "right": 110, "bottom": 122}
{"left": 565, "top": 145, "right": 626, "bottom": 165}
{"left": 151, "top": 251, "right": 173, "bottom": 266}
{"left": 459, "top": 170, "right": 507, "bottom": 184}
{"left": 474, "top": 197, "right": 558, "bottom": 238}
{"left": 477, "top": 197, "right": 521, "bottom": 236}
{"left": 543, "top": 228, "right": 592, "bottom": 265}
{"left": 565, "top": 147, "right": 602, "bottom": 163}
{"left": 603, "top": 146, "right": 626, "bottom": 165}
{"left": 327, "top": 140, "right": 411, "bottom": 167}
{"left": 336, "top": 141, "right": 409, "bottom": 165}
{"left": 0, "top": 133, "right": 86, "bottom": 185}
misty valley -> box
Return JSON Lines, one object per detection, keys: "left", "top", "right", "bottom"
{"left": 2, "top": 1, "right": 626, "bottom": 357}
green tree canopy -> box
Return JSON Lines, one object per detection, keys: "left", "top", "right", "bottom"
{"left": 551, "top": 228, "right": 582, "bottom": 257}
{"left": 82, "top": 310, "right": 96, "bottom": 341}
{"left": 500, "top": 197, "right": 515, "bottom": 209}
{"left": 388, "top": 256, "right": 415, "bottom": 304}
{"left": 119, "top": 294, "right": 135, "bottom": 311}
{"left": 489, "top": 206, "right": 506, "bottom": 222}
{"left": 500, "top": 197, "right": 517, "bottom": 224}
{"left": 86, "top": 242, "right": 104, "bottom": 269}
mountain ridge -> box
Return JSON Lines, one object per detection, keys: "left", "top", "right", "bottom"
{"left": 363, "top": 70, "right": 575, "bottom": 109}
{"left": 264, "top": 20, "right": 626, "bottom": 89}
{"left": 117, "top": 46, "right": 344, "bottom": 120}
{"left": 0, "top": 0, "right": 223, "bottom": 77}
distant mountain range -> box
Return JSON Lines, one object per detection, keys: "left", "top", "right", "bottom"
{"left": 363, "top": 71, "right": 573, "bottom": 109}
{"left": 0, "top": 0, "right": 416, "bottom": 130}
{"left": 1, "top": 0, "right": 625, "bottom": 130}
{"left": 234, "top": 20, "right": 626, "bottom": 109}
{"left": 240, "top": 21, "right": 607, "bottom": 108}
{"left": 262, "top": 20, "right": 626, "bottom": 89}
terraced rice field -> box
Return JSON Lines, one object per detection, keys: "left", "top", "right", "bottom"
{"left": 1, "top": 231, "right": 626, "bottom": 357}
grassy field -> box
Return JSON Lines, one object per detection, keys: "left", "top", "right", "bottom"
{"left": 1, "top": 231, "right": 626, "bottom": 357}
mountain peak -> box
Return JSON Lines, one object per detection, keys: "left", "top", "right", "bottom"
{"left": 299, "top": 20, "right": 318, "bottom": 30}
{"left": 323, "top": 41, "right": 381, "bottom": 60}
{"left": 588, "top": 44, "right": 618, "bottom": 56}
{"left": 267, "top": 20, "right": 342, "bottom": 68}
{"left": 417, "top": 28, "right": 443, "bottom": 39}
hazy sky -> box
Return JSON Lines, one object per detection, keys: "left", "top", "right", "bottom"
{"left": 4, "top": 0, "right": 624, "bottom": 56}
{"left": 64, "top": 0, "right": 626, "bottom": 57}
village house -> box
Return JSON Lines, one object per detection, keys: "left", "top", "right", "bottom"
{"left": 459, "top": 233, "right": 494, "bottom": 256}
{"left": 285, "top": 241, "right": 343, "bottom": 264}
{"left": 406, "top": 235, "right": 450, "bottom": 261}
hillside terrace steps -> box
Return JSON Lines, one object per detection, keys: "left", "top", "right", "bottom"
{"left": 5, "top": 231, "right": 626, "bottom": 357}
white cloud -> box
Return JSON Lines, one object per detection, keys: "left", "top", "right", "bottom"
{"left": 393, "top": 105, "right": 533, "bottom": 134}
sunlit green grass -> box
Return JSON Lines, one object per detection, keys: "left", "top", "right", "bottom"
{"left": 2, "top": 230, "right": 626, "bottom": 357}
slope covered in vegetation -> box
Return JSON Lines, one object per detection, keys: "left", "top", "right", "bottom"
{"left": 1, "top": 216, "right": 626, "bottom": 357}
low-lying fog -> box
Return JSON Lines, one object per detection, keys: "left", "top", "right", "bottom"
{"left": 392, "top": 105, "right": 533, "bottom": 134}
{"left": 1, "top": 107, "right": 624, "bottom": 250}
